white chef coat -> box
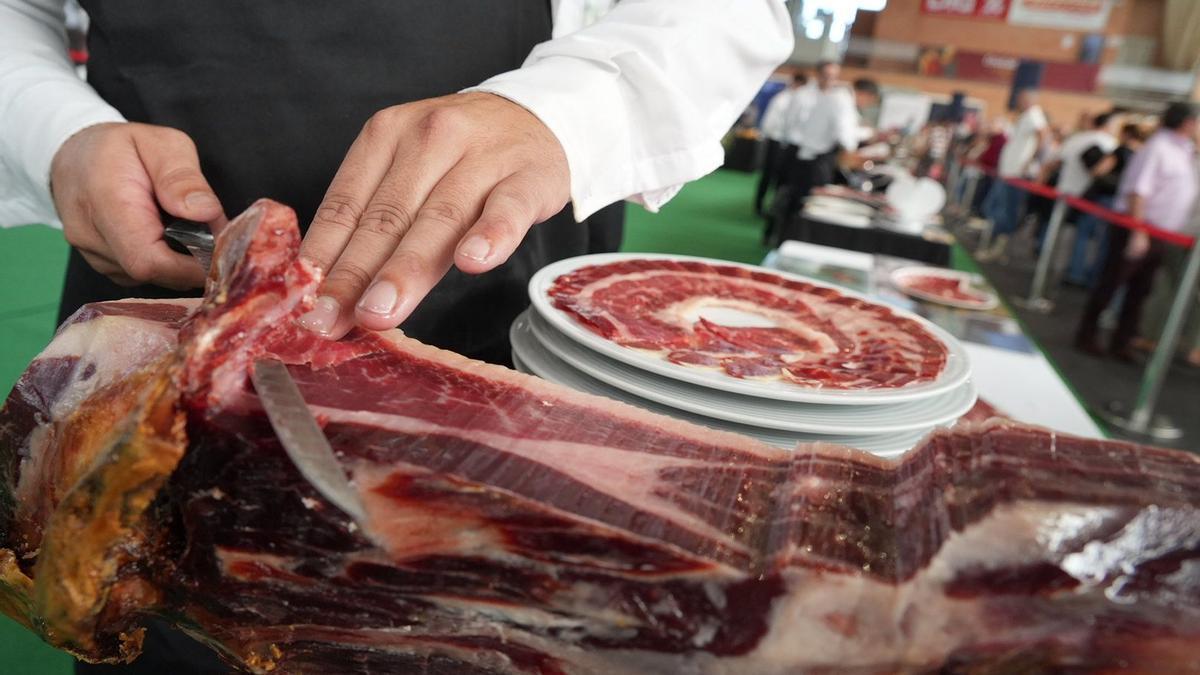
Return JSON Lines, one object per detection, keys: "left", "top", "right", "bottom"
{"left": 780, "top": 82, "right": 818, "bottom": 147}
{"left": 0, "top": 0, "right": 793, "bottom": 227}
{"left": 1053, "top": 129, "right": 1117, "bottom": 197}
{"left": 997, "top": 105, "right": 1048, "bottom": 179}
{"left": 795, "top": 85, "right": 858, "bottom": 160}
{"left": 759, "top": 87, "right": 794, "bottom": 143}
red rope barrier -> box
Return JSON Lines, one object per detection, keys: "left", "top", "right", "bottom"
{"left": 1063, "top": 195, "right": 1196, "bottom": 248}
{"left": 1004, "top": 177, "right": 1059, "bottom": 200}
{"left": 965, "top": 165, "right": 1196, "bottom": 249}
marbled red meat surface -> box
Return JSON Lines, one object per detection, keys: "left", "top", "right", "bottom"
{"left": 548, "top": 259, "right": 949, "bottom": 389}
{"left": 1, "top": 201, "right": 1198, "bottom": 674}
{"left": 898, "top": 273, "right": 992, "bottom": 307}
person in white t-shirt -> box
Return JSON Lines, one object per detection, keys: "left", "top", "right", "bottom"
{"left": 979, "top": 89, "right": 1050, "bottom": 261}
{"left": 1047, "top": 112, "right": 1118, "bottom": 198}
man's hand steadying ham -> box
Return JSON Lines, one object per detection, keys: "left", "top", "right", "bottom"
{"left": 297, "top": 92, "right": 571, "bottom": 339}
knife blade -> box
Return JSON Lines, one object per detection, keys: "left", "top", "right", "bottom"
{"left": 250, "top": 358, "right": 369, "bottom": 524}
{"left": 161, "top": 210, "right": 215, "bottom": 272}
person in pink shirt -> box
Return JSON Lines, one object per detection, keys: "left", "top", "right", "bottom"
{"left": 1076, "top": 102, "right": 1199, "bottom": 361}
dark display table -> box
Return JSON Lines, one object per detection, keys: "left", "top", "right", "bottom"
{"left": 777, "top": 213, "right": 952, "bottom": 266}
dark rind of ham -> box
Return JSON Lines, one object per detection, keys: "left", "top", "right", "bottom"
{"left": 0, "top": 200, "right": 1197, "bottom": 673}
{"left": 547, "top": 259, "right": 949, "bottom": 389}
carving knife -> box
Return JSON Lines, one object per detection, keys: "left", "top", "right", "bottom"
{"left": 163, "top": 210, "right": 366, "bottom": 524}
{"left": 161, "top": 213, "right": 215, "bottom": 272}
{"left": 250, "top": 358, "right": 370, "bottom": 525}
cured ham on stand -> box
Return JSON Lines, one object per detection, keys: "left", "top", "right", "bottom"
{"left": 0, "top": 200, "right": 1197, "bottom": 673}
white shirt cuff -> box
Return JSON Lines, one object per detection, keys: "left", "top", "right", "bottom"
{"left": 1, "top": 76, "right": 125, "bottom": 227}
{"left": 468, "top": 55, "right": 722, "bottom": 222}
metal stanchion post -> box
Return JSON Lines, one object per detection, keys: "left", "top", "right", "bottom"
{"left": 962, "top": 171, "right": 980, "bottom": 214}
{"left": 946, "top": 160, "right": 963, "bottom": 209}
{"left": 1101, "top": 239, "right": 1200, "bottom": 440}
{"left": 1013, "top": 196, "right": 1067, "bottom": 314}
{"left": 973, "top": 173, "right": 996, "bottom": 254}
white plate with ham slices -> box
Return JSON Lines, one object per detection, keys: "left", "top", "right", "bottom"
{"left": 890, "top": 266, "right": 999, "bottom": 311}
{"left": 514, "top": 310, "right": 975, "bottom": 436}
{"left": 510, "top": 324, "right": 934, "bottom": 457}
{"left": 529, "top": 253, "right": 970, "bottom": 405}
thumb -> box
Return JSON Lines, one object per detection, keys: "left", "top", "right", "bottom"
{"left": 134, "top": 126, "right": 225, "bottom": 225}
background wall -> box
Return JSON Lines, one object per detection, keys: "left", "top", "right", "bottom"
{"left": 824, "top": 0, "right": 1175, "bottom": 126}
{"left": 838, "top": 66, "right": 1112, "bottom": 129}
{"left": 869, "top": 0, "right": 1164, "bottom": 66}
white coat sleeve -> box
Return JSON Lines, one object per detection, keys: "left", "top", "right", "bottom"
{"left": 468, "top": 0, "right": 793, "bottom": 220}
{"left": 0, "top": 0, "right": 126, "bottom": 227}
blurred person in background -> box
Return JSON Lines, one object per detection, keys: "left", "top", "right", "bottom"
{"left": 1075, "top": 102, "right": 1199, "bottom": 362}
{"left": 1135, "top": 154, "right": 1200, "bottom": 368}
{"left": 773, "top": 67, "right": 878, "bottom": 234}
{"left": 1063, "top": 121, "right": 1145, "bottom": 287}
{"left": 964, "top": 116, "right": 1008, "bottom": 216}
{"left": 1024, "top": 123, "right": 1070, "bottom": 255}
{"left": 754, "top": 71, "right": 808, "bottom": 216}
{"left": 978, "top": 89, "right": 1049, "bottom": 261}
{"left": 766, "top": 61, "right": 854, "bottom": 243}
{"left": 1047, "top": 112, "right": 1117, "bottom": 201}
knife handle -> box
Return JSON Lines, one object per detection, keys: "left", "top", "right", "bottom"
{"left": 160, "top": 208, "right": 215, "bottom": 254}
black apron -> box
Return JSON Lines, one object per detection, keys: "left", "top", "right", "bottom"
{"left": 70, "top": 3, "right": 621, "bottom": 673}
{"left": 62, "top": 1, "right": 624, "bottom": 366}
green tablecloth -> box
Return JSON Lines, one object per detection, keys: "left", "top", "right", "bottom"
{"left": 0, "top": 224, "right": 73, "bottom": 675}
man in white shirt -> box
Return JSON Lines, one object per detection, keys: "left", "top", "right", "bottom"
{"left": 0, "top": 0, "right": 792, "bottom": 353}
{"left": 754, "top": 72, "right": 808, "bottom": 215}
{"left": 0, "top": 2, "right": 791, "bottom": 671}
{"left": 979, "top": 88, "right": 1050, "bottom": 261}
{"left": 769, "top": 62, "right": 877, "bottom": 244}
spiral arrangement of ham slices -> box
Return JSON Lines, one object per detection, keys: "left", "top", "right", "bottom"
{"left": 547, "top": 259, "right": 948, "bottom": 390}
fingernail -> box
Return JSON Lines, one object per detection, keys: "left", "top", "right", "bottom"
{"left": 457, "top": 235, "right": 492, "bottom": 262}
{"left": 185, "top": 192, "right": 220, "bottom": 212}
{"left": 357, "top": 281, "right": 399, "bottom": 317}
{"left": 297, "top": 296, "right": 340, "bottom": 336}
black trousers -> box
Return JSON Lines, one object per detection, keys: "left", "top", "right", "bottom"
{"left": 585, "top": 201, "right": 626, "bottom": 255}
{"left": 766, "top": 149, "right": 838, "bottom": 247}
{"left": 1077, "top": 227, "right": 1167, "bottom": 352}
{"left": 754, "top": 139, "right": 782, "bottom": 214}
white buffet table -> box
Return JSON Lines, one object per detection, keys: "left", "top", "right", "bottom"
{"left": 764, "top": 242, "right": 1104, "bottom": 440}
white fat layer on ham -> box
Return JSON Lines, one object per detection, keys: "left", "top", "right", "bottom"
{"left": 313, "top": 405, "right": 759, "bottom": 572}
{"left": 750, "top": 500, "right": 1178, "bottom": 669}
{"left": 923, "top": 501, "right": 1126, "bottom": 582}
{"left": 1062, "top": 505, "right": 1200, "bottom": 589}
{"left": 37, "top": 301, "right": 195, "bottom": 420}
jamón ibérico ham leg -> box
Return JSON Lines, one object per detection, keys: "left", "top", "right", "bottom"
{"left": 0, "top": 199, "right": 1197, "bottom": 673}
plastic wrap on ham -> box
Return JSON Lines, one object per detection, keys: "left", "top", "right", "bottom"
{"left": 1, "top": 199, "right": 1198, "bottom": 674}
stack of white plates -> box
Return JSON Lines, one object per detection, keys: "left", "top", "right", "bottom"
{"left": 512, "top": 254, "right": 976, "bottom": 458}
{"left": 802, "top": 195, "right": 876, "bottom": 229}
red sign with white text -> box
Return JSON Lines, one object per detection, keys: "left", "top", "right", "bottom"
{"left": 921, "top": 0, "right": 1011, "bottom": 19}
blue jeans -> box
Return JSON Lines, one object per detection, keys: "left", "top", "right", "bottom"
{"left": 983, "top": 180, "right": 1026, "bottom": 237}
{"left": 1065, "top": 195, "right": 1112, "bottom": 286}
